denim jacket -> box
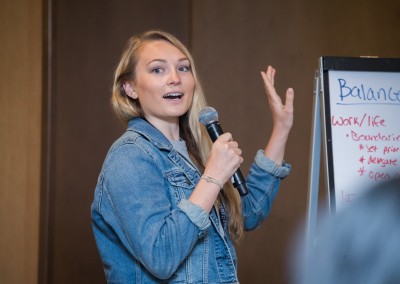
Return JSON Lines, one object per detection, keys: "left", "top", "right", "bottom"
{"left": 91, "top": 118, "right": 291, "bottom": 283}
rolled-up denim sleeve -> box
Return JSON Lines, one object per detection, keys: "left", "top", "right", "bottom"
{"left": 178, "top": 199, "right": 211, "bottom": 234}
{"left": 254, "top": 150, "right": 291, "bottom": 178}
{"left": 241, "top": 150, "right": 292, "bottom": 230}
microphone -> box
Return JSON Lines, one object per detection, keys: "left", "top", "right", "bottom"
{"left": 199, "top": 106, "right": 249, "bottom": 196}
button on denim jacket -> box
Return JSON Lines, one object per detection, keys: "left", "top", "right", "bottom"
{"left": 91, "top": 118, "right": 291, "bottom": 283}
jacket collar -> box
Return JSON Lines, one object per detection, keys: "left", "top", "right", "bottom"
{"left": 127, "top": 117, "right": 174, "bottom": 150}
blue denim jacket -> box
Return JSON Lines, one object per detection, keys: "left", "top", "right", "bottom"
{"left": 91, "top": 118, "right": 291, "bottom": 283}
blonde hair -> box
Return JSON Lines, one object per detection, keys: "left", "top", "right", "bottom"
{"left": 111, "top": 30, "right": 244, "bottom": 242}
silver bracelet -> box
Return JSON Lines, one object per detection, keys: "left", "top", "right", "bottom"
{"left": 201, "top": 174, "right": 223, "bottom": 189}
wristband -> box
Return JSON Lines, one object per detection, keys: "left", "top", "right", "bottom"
{"left": 200, "top": 174, "right": 223, "bottom": 190}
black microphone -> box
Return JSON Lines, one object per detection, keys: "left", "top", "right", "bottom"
{"left": 199, "top": 106, "right": 249, "bottom": 196}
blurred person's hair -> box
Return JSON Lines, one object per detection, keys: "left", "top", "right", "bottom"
{"left": 294, "top": 177, "right": 400, "bottom": 284}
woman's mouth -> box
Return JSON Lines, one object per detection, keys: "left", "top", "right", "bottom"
{"left": 163, "top": 92, "right": 183, "bottom": 100}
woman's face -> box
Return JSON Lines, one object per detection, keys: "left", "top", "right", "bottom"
{"left": 128, "top": 40, "right": 195, "bottom": 126}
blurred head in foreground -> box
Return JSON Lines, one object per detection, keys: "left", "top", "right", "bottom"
{"left": 297, "top": 177, "right": 400, "bottom": 284}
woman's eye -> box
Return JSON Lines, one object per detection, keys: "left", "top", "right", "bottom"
{"left": 179, "top": 65, "right": 191, "bottom": 72}
{"left": 151, "top": 67, "right": 163, "bottom": 74}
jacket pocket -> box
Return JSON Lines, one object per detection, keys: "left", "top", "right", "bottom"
{"left": 165, "top": 169, "right": 194, "bottom": 202}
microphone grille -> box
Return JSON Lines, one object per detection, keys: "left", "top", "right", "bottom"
{"left": 199, "top": 106, "right": 218, "bottom": 126}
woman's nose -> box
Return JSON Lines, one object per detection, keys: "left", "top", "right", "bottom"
{"left": 168, "top": 70, "right": 181, "bottom": 85}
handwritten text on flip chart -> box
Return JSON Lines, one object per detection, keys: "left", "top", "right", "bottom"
{"left": 328, "top": 71, "right": 400, "bottom": 211}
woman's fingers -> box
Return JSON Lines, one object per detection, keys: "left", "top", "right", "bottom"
{"left": 205, "top": 133, "right": 243, "bottom": 182}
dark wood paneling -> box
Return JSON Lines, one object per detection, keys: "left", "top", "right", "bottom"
{"left": 0, "top": 0, "right": 42, "bottom": 283}
{"left": 42, "top": 1, "right": 191, "bottom": 283}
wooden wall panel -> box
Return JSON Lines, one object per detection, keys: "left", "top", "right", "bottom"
{"left": 0, "top": 0, "right": 42, "bottom": 283}
{"left": 191, "top": 0, "right": 400, "bottom": 283}
{"left": 42, "top": 1, "right": 191, "bottom": 283}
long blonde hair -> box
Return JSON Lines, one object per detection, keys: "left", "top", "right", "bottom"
{"left": 111, "top": 30, "right": 244, "bottom": 242}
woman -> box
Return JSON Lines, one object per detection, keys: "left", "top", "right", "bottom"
{"left": 91, "top": 30, "right": 294, "bottom": 283}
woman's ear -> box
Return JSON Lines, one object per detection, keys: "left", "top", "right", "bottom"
{"left": 123, "top": 82, "right": 138, "bottom": 99}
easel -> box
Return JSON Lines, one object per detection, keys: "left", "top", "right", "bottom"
{"left": 304, "top": 63, "right": 325, "bottom": 274}
{"left": 304, "top": 56, "right": 400, "bottom": 283}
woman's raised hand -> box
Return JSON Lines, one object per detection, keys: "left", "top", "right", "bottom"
{"left": 260, "top": 66, "right": 294, "bottom": 164}
{"left": 260, "top": 66, "right": 294, "bottom": 132}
